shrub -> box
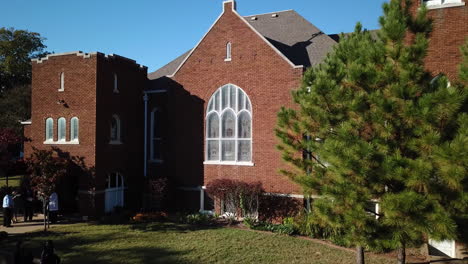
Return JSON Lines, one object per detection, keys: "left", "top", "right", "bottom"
{"left": 100, "top": 206, "right": 133, "bottom": 225}
{"left": 243, "top": 218, "right": 295, "bottom": 236}
{"left": 133, "top": 211, "right": 168, "bottom": 222}
{"left": 184, "top": 213, "right": 214, "bottom": 225}
{"left": 206, "top": 179, "right": 264, "bottom": 219}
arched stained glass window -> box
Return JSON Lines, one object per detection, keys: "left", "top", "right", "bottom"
{"left": 205, "top": 84, "right": 252, "bottom": 164}
{"left": 58, "top": 117, "right": 66, "bottom": 141}
{"left": 45, "top": 118, "right": 54, "bottom": 142}
{"left": 70, "top": 117, "right": 79, "bottom": 141}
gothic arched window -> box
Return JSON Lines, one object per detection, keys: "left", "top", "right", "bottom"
{"left": 205, "top": 84, "right": 252, "bottom": 164}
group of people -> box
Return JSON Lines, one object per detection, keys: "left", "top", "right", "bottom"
{"left": 2, "top": 188, "right": 59, "bottom": 227}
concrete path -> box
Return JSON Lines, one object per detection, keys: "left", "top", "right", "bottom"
{"left": 0, "top": 214, "right": 63, "bottom": 235}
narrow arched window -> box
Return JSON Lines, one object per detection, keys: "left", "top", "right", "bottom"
{"left": 110, "top": 115, "right": 121, "bottom": 143}
{"left": 70, "top": 117, "right": 79, "bottom": 142}
{"left": 113, "top": 73, "right": 119, "bottom": 93}
{"left": 150, "top": 108, "right": 163, "bottom": 161}
{"left": 225, "top": 42, "right": 232, "bottom": 61}
{"left": 205, "top": 84, "right": 252, "bottom": 164}
{"left": 59, "top": 72, "right": 65, "bottom": 91}
{"left": 45, "top": 118, "right": 54, "bottom": 142}
{"left": 58, "top": 117, "right": 66, "bottom": 141}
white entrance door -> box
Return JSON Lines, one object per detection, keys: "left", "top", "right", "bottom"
{"left": 105, "top": 172, "right": 125, "bottom": 213}
{"left": 429, "top": 239, "right": 456, "bottom": 258}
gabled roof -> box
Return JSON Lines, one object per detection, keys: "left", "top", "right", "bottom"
{"left": 245, "top": 10, "right": 337, "bottom": 68}
{"left": 148, "top": 9, "right": 337, "bottom": 80}
{"left": 148, "top": 50, "right": 191, "bottom": 80}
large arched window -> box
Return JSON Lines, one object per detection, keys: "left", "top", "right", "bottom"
{"left": 45, "top": 118, "right": 54, "bottom": 142}
{"left": 205, "top": 84, "right": 252, "bottom": 165}
{"left": 110, "top": 115, "right": 121, "bottom": 143}
{"left": 57, "top": 117, "right": 66, "bottom": 142}
{"left": 70, "top": 117, "right": 79, "bottom": 142}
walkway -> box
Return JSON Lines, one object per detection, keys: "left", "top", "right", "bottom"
{"left": 0, "top": 214, "right": 71, "bottom": 235}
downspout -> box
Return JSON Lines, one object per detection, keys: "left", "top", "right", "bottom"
{"left": 143, "top": 93, "right": 148, "bottom": 177}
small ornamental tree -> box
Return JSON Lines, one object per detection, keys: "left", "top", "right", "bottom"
{"left": 26, "top": 148, "right": 67, "bottom": 231}
{"left": 276, "top": 1, "right": 467, "bottom": 264}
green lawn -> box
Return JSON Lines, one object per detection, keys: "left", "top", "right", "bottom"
{"left": 1, "top": 222, "right": 396, "bottom": 264}
{"left": 0, "top": 175, "right": 22, "bottom": 188}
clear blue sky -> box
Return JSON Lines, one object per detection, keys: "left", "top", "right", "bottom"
{"left": 1, "top": 0, "right": 387, "bottom": 72}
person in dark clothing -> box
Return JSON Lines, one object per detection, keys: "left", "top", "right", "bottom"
{"left": 14, "top": 240, "right": 33, "bottom": 264}
{"left": 40, "top": 240, "right": 60, "bottom": 264}
{"left": 12, "top": 191, "right": 24, "bottom": 223}
{"left": 23, "top": 188, "right": 34, "bottom": 222}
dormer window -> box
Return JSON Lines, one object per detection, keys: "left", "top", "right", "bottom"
{"left": 59, "top": 72, "right": 65, "bottom": 92}
{"left": 113, "top": 73, "right": 119, "bottom": 93}
{"left": 225, "top": 42, "right": 232, "bottom": 61}
{"left": 423, "top": 0, "right": 464, "bottom": 8}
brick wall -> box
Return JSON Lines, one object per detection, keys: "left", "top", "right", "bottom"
{"left": 25, "top": 53, "right": 98, "bottom": 215}
{"left": 170, "top": 1, "right": 304, "bottom": 198}
{"left": 95, "top": 54, "right": 147, "bottom": 213}
{"left": 25, "top": 52, "right": 147, "bottom": 216}
{"left": 410, "top": 1, "right": 468, "bottom": 80}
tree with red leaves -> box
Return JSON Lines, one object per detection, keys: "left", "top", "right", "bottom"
{"left": 26, "top": 148, "right": 67, "bottom": 231}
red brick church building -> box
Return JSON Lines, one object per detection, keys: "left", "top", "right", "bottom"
{"left": 22, "top": 0, "right": 467, "bottom": 231}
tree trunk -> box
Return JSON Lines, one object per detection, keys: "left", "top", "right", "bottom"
{"left": 356, "top": 245, "right": 365, "bottom": 264}
{"left": 43, "top": 201, "right": 47, "bottom": 232}
{"left": 397, "top": 246, "right": 406, "bottom": 264}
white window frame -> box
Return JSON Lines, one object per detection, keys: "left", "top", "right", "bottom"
{"left": 110, "top": 114, "right": 122, "bottom": 144}
{"left": 204, "top": 84, "right": 253, "bottom": 166}
{"left": 57, "top": 117, "right": 66, "bottom": 142}
{"left": 113, "top": 73, "right": 119, "bottom": 93}
{"left": 59, "top": 72, "right": 65, "bottom": 92}
{"left": 423, "top": 0, "right": 465, "bottom": 9}
{"left": 70, "top": 117, "right": 79, "bottom": 143}
{"left": 225, "top": 42, "right": 232, "bottom": 61}
{"left": 150, "top": 108, "right": 163, "bottom": 163}
{"left": 45, "top": 118, "right": 54, "bottom": 142}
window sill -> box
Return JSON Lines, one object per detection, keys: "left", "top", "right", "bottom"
{"left": 425, "top": 2, "right": 465, "bottom": 9}
{"left": 43, "top": 140, "right": 79, "bottom": 145}
{"left": 109, "top": 140, "right": 122, "bottom": 145}
{"left": 149, "top": 159, "right": 164, "bottom": 164}
{"left": 203, "top": 161, "right": 254, "bottom": 166}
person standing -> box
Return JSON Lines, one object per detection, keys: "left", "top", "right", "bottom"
{"left": 23, "top": 188, "right": 34, "bottom": 222}
{"left": 2, "top": 189, "right": 14, "bottom": 227}
{"left": 12, "top": 191, "right": 23, "bottom": 223}
{"left": 48, "top": 192, "right": 59, "bottom": 224}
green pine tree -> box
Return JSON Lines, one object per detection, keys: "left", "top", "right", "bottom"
{"left": 276, "top": 1, "right": 467, "bottom": 264}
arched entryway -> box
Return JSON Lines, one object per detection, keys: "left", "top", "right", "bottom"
{"left": 105, "top": 172, "right": 124, "bottom": 213}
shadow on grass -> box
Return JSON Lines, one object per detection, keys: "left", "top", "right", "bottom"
{"left": 1, "top": 228, "right": 195, "bottom": 264}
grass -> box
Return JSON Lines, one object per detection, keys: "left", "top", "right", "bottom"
{"left": 0, "top": 175, "right": 22, "bottom": 188}
{"left": 1, "top": 222, "right": 397, "bottom": 264}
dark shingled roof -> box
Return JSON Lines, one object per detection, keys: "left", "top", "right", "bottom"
{"left": 148, "top": 10, "right": 338, "bottom": 80}
{"left": 148, "top": 50, "right": 191, "bottom": 80}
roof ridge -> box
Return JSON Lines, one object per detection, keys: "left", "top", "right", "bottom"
{"left": 244, "top": 9, "right": 294, "bottom": 17}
